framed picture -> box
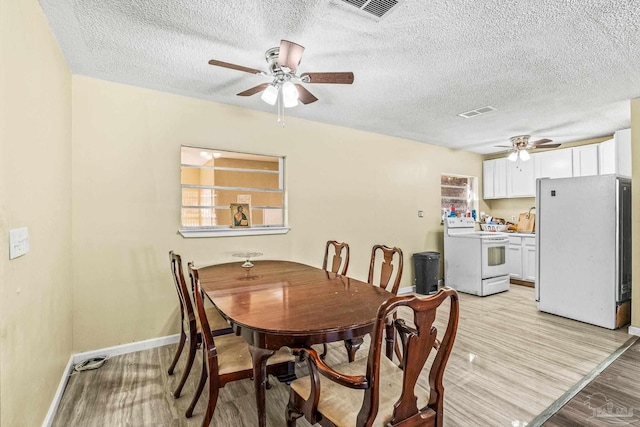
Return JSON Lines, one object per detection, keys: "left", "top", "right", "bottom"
{"left": 230, "top": 203, "right": 251, "bottom": 228}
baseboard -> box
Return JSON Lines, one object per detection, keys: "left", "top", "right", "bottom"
{"left": 41, "top": 355, "right": 74, "bottom": 427}
{"left": 398, "top": 285, "right": 415, "bottom": 295}
{"left": 43, "top": 334, "right": 180, "bottom": 427}
{"left": 629, "top": 325, "right": 640, "bottom": 337}
{"left": 71, "top": 334, "right": 180, "bottom": 364}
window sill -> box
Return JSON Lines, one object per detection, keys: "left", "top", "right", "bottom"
{"left": 178, "top": 227, "right": 291, "bottom": 238}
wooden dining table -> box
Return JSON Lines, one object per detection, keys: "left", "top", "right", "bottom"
{"left": 196, "top": 260, "right": 394, "bottom": 427}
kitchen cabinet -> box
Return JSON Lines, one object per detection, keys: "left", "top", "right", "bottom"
{"left": 522, "top": 239, "right": 536, "bottom": 282}
{"left": 533, "top": 149, "right": 573, "bottom": 179}
{"left": 599, "top": 128, "right": 631, "bottom": 177}
{"left": 572, "top": 145, "right": 599, "bottom": 177}
{"left": 483, "top": 158, "right": 507, "bottom": 199}
{"left": 508, "top": 235, "right": 536, "bottom": 283}
{"left": 507, "top": 158, "right": 535, "bottom": 197}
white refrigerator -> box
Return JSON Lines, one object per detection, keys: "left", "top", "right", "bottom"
{"left": 535, "top": 175, "right": 632, "bottom": 329}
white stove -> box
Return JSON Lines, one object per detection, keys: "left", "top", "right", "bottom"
{"left": 443, "top": 217, "right": 510, "bottom": 296}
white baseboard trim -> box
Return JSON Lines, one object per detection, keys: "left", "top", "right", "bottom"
{"left": 71, "top": 334, "right": 180, "bottom": 364}
{"left": 629, "top": 325, "right": 640, "bottom": 337}
{"left": 398, "top": 286, "right": 415, "bottom": 295}
{"left": 42, "top": 334, "right": 180, "bottom": 427}
{"left": 41, "top": 355, "right": 74, "bottom": 427}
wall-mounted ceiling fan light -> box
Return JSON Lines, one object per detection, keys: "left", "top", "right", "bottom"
{"left": 281, "top": 81, "right": 299, "bottom": 108}
{"left": 519, "top": 150, "right": 530, "bottom": 161}
{"left": 261, "top": 84, "right": 279, "bottom": 105}
{"left": 508, "top": 151, "right": 519, "bottom": 161}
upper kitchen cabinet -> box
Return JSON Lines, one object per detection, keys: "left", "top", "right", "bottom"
{"left": 572, "top": 144, "right": 599, "bottom": 177}
{"left": 483, "top": 158, "right": 508, "bottom": 199}
{"left": 507, "top": 157, "right": 535, "bottom": 197}
{"left": 533, "top": 149, "right": 573, "bottom": 179}
{"left": 599, "top": 128, "right": 631, "bottom": 177}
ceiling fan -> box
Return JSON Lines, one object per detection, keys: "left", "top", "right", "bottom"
{"left": 496, "top": 135, "right": 561, "bottom": 161}
{"left": 208, "top": 39, "right": 354, "bottom": 121}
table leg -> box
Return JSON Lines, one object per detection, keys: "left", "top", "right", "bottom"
{"left": 344, "top": 337, "right": 364, "bottom": 363}
{"left": 249, "top": 345, "right": 276, "bottom": 427}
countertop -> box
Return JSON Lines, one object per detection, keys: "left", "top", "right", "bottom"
{"left": 505, "top": 232, "right": 535, "bottom": 236}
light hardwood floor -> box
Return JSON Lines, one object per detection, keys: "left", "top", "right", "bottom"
{"left": 52, "top": 286, "right": 631, "bottom": 426}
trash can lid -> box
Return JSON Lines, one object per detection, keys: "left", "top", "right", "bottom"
{"left": 413, "top": 251, "right": 440, "bottom": 259}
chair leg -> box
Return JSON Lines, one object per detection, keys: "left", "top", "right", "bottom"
{"left": 201, "top": 366, "right": 219, "bottom": 427}
{"left": 173, "top": 332, "right": 197, "bottom": 398}
{"left": 186, "top": 351, "right": 208, "bottom": 418}
{"left": 168, "top": 330, "right": 186, "bottom": 375}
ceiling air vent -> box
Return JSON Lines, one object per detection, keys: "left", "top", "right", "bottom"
{"left": 340, "top": 0, "right": 403, "bottom": 19}
{"left": 458, "top": 106, "right": 497, "bottom": 118}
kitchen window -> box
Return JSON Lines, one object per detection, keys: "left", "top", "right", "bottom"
{"left": 441, "top": 174, "right": 478, "bottom": 217}
{"left": 179, "top": 146, "right": 289, "bottom": 237}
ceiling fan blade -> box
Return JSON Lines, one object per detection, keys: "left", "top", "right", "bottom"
{"left": 294, "top": 84, "right": 318, "bottom": 105}
{"left": 301, "top": 72, "right": 355, "bottom": 84}
{"left": 208, "top": 59, "right": 263, "bottom": 75}
{"left": 494, "top": 145, "right": 513, "bottom": 148}
{"left": 533, "top": 143, "right": 562, "bottom": 149}
{"left": 279, "top": 40, "right": 305, "bottom": 73}
{"left": 236, "top": 83, "right": 269, "bottom": 97}
{"left": 531, "top": 138, "right": 552, "bottom": 146}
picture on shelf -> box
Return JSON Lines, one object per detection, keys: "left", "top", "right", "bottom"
{"left": 230, "top": 203, "right": 251, "bottom": 228}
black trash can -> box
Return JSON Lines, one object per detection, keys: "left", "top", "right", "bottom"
{"left": 413, "top": 251, "right": 440, "bottom": 295}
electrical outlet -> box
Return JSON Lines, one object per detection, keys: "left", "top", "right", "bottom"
{"left": 418, "top": 210, "right": 424, "bottom": 218}
{"left": 511, "top": 215, "right": 516, "bottom": 222}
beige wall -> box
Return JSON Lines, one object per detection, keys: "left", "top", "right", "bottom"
{"left": 631, "top": 98, "right": 639, "bottom": 328}
{"left": 0, "top": 0, "right": 73, "bottom": 425}
{"left": 71, "top": 75, "right": 485, "bottom": 351}
{"left": 485, "top": 197, "right": 536, "bottom": 224}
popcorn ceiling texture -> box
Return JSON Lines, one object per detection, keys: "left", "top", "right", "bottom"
{"left": 38, "top": 0, "right": 640, "bottom": 153}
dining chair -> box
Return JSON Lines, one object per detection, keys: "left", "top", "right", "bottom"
{"left": 319, "top": 240, "right": 350, "bottom": 359}
{"left": 368, "top": 244, "right": 404, "bottom": 295}
{"left": 168, "top": 251, "right": 233, "bottom": 398}
{"left": 286, "top": 288, "right": 459, "bottom": 427}
{"left": 188, "top": 262, "right": 296, "bottom": 426}
{"left": 322, "top": 240, "right": 350, "bottom": 276}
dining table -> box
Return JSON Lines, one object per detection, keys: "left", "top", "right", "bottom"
{"left": 196, "top": 260, "right": 394, "bottom": 427}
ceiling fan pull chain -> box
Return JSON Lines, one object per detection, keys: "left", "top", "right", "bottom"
{"left": 277, "top": 87, "right": 285, "bottom": 126}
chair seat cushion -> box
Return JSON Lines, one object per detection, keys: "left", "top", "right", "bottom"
{"left": 184, "top": 306, "right": 230, "bottom": 333}
{"left": 215, "top": 334, "right": 294, "bottom": 376}
{"left": 290, "top": 356, "right": 430, "bottom": 426}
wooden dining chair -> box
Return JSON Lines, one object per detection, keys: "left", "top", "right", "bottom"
{"left": 188, "top": 262, "right": 295, "bottom": 426}
{"left": 322, "top": 240, "right": 350, "bottom": 276}
{"left": 286, "top": 288, "right": 459, "bottom": 427}
{"left": 368, "top": 244, "right": 404, "bottom": 294}
{"left": 168, "top": 251, "right": 234, "bottom": 398}
{"left": 367, "top": 244, "right": 405, "bottom": 361}
{"left": 319, "top": 240, "right": 350, "bottom": 359}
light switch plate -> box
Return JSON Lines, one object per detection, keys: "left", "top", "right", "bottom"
{"left": 9, "top": 227, "right": 29, "bottom": 259}
{"left": 418, "top": 210, "right": 424, "bottom": 218}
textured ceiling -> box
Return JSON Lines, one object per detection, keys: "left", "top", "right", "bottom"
{"left": 38, "top": 0, "right": 640, "bottom": 154}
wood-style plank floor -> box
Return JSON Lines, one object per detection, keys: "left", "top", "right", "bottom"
{"left": 52, "top": 285, "right": 632, "bottom": 426}
{"left": 542, "top": 338, "right": 640, "bottom": 427}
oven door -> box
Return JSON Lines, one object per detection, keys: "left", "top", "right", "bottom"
{"left": 481, "top": 237, "right": 509, "bottom": 279}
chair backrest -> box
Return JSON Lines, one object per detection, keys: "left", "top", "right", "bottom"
{"left": 169, "top": 251, "right": 196, "bottom": 328}
{"left": 367, "top": 245, "right": 403, "bottom": 294}
{"left": 188, "top": 263, "right": 220, "bottom": 379}
{"left": 358, "top": 288, "right": 459, "bottom": 426}
{"left": 322, "top": 240, "right": 350, "bottom": 275}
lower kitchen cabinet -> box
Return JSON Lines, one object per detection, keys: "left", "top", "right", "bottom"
{"left": 508, "top": 235, "right": 536, "bottom": 283}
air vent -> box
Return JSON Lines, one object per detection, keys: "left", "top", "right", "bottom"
{"left": 458, "top": 106, "right": 497, "bottom": 118}
{"left": 340, "top": 0, "right": 403, "bottom": 19}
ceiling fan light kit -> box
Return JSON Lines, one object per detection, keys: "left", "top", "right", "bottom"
{"left": 500, "top": 134, "right": 561, "bottom": 162}
{"left": 209, "top": 39, "right": 354, "bottom": 126}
